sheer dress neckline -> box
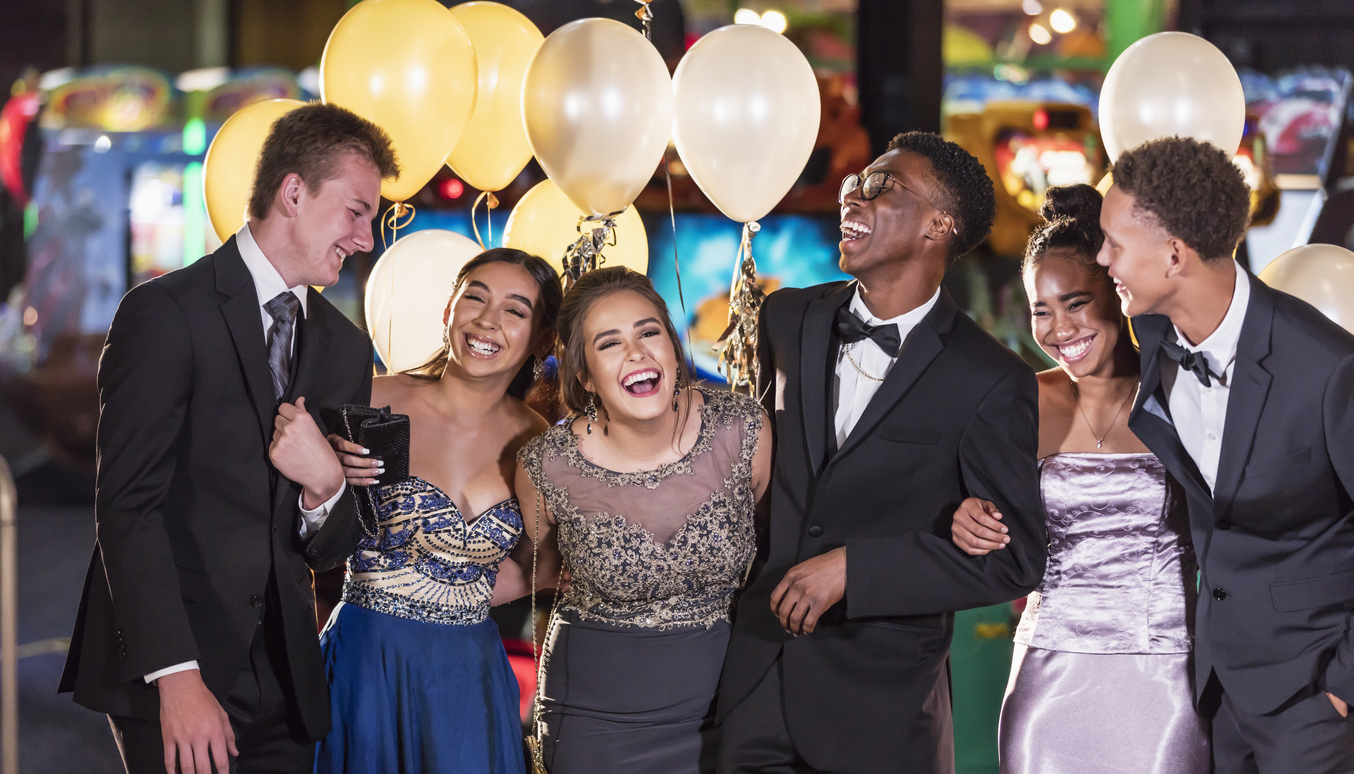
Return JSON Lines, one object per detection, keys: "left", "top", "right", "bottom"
{"left": 561, "top": 387, "right": 718, "bottom": 491}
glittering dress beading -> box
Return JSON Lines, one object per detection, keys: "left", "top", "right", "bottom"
{"left": 518, "top": 388, "right": 762, "bottom": 774}
{"left": 1000, "top": 453, "right": 1209, "bottom": 774}
{"left": 313, "top": 477, "right": 525, "bottom": 774}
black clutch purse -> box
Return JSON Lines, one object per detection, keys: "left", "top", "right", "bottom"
{"left": 339, "top": 404, "right": 410, "bottom": 487}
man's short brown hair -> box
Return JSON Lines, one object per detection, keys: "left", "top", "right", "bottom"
{"left": 1113, "top": 136, "right": 1250, "bottom": 261}
{"left": 248, "top": 102, "right": 399, "bottom": 220}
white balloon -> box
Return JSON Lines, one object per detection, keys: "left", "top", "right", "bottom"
{"left": 1101, "top": 32, "right": 1245, "bottom": 162}
{"left": 672, "top": 24, "right": 821, "bottom": 224}
{"left": 1258, "top": 243, "right": 1354, "bottom": 335}
{"left": 365, "top": 229, "right": 482, "bottom": 372}
{"left": 522, "top": 18, "right": 674, "bottom": 216}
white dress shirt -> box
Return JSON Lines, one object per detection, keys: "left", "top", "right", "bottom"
{"left": 144, "top": 224, "right": 345, "bottom": 685}
{"left": 1161, "top": 262, "right": 1251, "bottom": 492}
{"left": 833, "top": 286, "right": 941, "bottom": 447}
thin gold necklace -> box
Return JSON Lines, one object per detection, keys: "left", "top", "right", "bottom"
{"left": 1071, "top": 378, "right": 1138, "bottom": 449}
{"left": 843, "top": 343, "right": 886, "bottom": 382}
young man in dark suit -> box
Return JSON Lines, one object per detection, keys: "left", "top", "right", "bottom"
{"left": 1102, "top": 136, "right": 1354, "bottom": 772}
{"left": 717, "top": 131, "right": 1047, "bottom": 774}
{"left": 59, "top": 103, "right": 398, "bottom": 773}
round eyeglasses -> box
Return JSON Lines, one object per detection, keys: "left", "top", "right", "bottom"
{"left": 839, "top": 171, "right": 956, "bottom": 233}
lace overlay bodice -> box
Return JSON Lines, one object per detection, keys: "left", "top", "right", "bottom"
{"left": 518, "top": 388, "right": 762, "bottom": 630}
{"left": 342, "top": 477, "right": 523, "bottom": 625}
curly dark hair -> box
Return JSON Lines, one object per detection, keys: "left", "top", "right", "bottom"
{"left": 886, "top": 131, "right": 996, "bottom": 263}
{"left": 1023, "top": 184, "right": 1106, "bottom": 280}
{"left": 249, "top": 102, "right": 399, "bottom": 220}
{"left": 1112, "top": 136, "right": 1250, "bottom": 261}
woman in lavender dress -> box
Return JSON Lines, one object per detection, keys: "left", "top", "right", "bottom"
{"left": 951, "top": 185, "right": 1209, "bottom": 774}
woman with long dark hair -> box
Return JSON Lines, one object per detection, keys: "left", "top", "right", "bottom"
{"left": 311, "top": 248, "right": 564, "bottom": 773}
{"left": 516, "top": 266, "right": 772, "bottom": 774}
{"left": 951, "top": 186, "right": 1209, "bottom": 773}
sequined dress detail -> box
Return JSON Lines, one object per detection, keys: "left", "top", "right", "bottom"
{"left": 518, "top": 387, "right": 763, "bottom": 774}
{"left": 315, "top": 476, "right": 526, "bottom": 773}
{"left": 1000, "top": 453, "right": 1208, "bottom": 774}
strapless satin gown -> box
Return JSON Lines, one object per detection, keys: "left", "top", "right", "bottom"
{"left": 999, "top": 453, "right": 1209, "bottom": 774}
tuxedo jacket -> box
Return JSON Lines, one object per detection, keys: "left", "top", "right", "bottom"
{"left": 58, "top": 238, "right": 372, "bottom": 740}
{"left": 718, "top": 281, "right": 1046, "bottom": 774}
{"left": 1129, "top": 273, "right": 1354, "bottom": 715}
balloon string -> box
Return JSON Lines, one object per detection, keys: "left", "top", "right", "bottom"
{"left": 470, "top": 191, "right": 499, "bottom": 250}
{"left": 635, "top": 1, "right": 653, "bottom": 40}
{"left": 382, "top": 202, "right": 416, "bottom": 251}
{"left": 662, "top": 145, "right": 695, "bottom": 373}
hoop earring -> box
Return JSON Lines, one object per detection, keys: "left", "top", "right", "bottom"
{"left": 532, "top": 357, "right": 544, "bottom": 381}
{"left": 585, "top": 392, "right": 598, "bottom": 435}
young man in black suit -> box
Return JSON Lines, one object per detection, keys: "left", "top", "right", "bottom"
{"left": 1102, "top": 136, "right": 1354, "bottom": 773}
{"left": 717, "top": 132, "right": 1047, "bottom": 774}
{"left": 59, "top": 103, "right": 398, "bottom": 773}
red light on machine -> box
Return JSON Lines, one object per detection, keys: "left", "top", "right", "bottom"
{"left": 1033, "top": 108, "right": 1049, "bottom": 131}
{"left": 439, "top": 178, "right": 465, "bottom": 200}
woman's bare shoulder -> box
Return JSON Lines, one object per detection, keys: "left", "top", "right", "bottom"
{"left": 370, "top": 373, "right": 430, "bottom": 410}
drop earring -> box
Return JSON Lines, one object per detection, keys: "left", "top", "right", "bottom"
{"left": 532, "top": 357, "right": 544, "bottom": 381}
{"left": 586, "top": 392, "right": 598, "bottom": 435}
{"left": 672, "top": 383, "right": 680, "bottom": 413}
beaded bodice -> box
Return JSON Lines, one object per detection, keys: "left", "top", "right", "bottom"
{"left": 342, "top": 476, "right": 523, "bottom": 626}
{"left": 518, "top": 388, "right": 762, "bottom": 630}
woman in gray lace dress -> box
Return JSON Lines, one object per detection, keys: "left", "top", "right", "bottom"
{"left": 951, "top": 186, "right": 1208, "bottom": 773}
{"left": 516, "top": 267, "right": 772, "bottom": 774}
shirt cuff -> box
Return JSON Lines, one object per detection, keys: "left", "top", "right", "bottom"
{"left": 145, "top": 661, "right": 199, "bottom": 684}
{"left": 297, "top": 483, "right": 346, "bottom": 539}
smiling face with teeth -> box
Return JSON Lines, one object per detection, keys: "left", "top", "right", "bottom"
{"left": 442, "top": 261, "right": 547, "bottom": 383}
{"left": 1027, "top": 248, "right": 1127, "bottom": 379}
{"left": 579, "top": 289, "right": 682, "bottom": 425}
{"left": 266, "top": 152, "right": 381, "bottom": 288}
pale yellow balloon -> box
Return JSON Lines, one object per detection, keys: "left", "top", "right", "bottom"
{"left": 1101, "top": 32, "right": 1245, "bottom": 162}
{"left": 203, "top": 98, "right": 304, "bottom": 242}
{"left": 1258, "top": 243, "right": 1354, "bottom": 334}
{"left": 446, "top": 2, "right": 543, "bottom": 192}
{"left": 365, "top": 229, "right": 483, "bottom": 372}
{"left": 673, "top": 24, "right": 820, "bottom": 224}
{"left": 502, "top": 179, "right": 648, "bottom": 281}
{"left": 522, "top": 18, "right": 673, "bottom": 216}
{"left": 321, "top": 0, "right": 477, "bottom": 202}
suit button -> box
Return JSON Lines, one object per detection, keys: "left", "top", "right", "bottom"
{"left": 1217, "top": 521, "right": 1233, "bottom": 531}
{"left": 1213, "top": 587, "right": 1227, "bottom": 601}
{"left": 250, "top": 595, "right": 264, "bottom": 608}
{"left": 808, "top": 526, "right": 823, "bottom": 538}
{"left": 307, "top": 545, "right": 319, "bottom": 557}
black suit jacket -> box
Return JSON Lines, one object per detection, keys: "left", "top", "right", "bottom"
{"left": 718, "top": 282, "right": 1046, "bottom": 774}
{"left": 58, "top": 238, "right": 372, "bottom": 740}
{"left": 1129, "top": 273, "right": 1354, "bottom": 715}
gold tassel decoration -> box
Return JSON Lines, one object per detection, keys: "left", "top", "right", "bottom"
{"left": 716, "top": 221, "right": 764, "bottom": 394}
{"left": 560, "top": 212, "right": 622, "bottom": 290}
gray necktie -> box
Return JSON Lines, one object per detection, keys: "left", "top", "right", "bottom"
{"left": 264, "top": 291, "right": 300, "bottom": 401}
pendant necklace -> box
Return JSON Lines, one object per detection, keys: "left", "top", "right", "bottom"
{"left": 1071, "top": 378, "right": 1138, "bottom": 449}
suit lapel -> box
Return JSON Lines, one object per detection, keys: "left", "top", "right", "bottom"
{"left": 800, "top": 282, "right": 854, "bottom": 476}
{"left": 833, "top": 290, "right": 955, "bottom": 462}
{"left": 287, "top": 288, "right": 336, "bottom": 404}
{"left": 215, "top": 238, "right": 277, "bottom": 448}
{"left": 1212, "top": 275, "right": 1275, "bottom": 517}
{"left": 1128, "top": 313, "right": 1213, "bottom": 508}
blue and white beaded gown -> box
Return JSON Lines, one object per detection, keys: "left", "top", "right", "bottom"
{"left": 313, "top": 477, "right": 526, "bottom": 774}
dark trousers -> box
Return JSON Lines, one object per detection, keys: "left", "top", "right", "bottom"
{"left": 109, "top": 588, "right": 314, "bottom": 774}
{"left": 718, "top": 658, "right": 822, "bottom": 774}
{"left": 1212, "top": 678, "right": 1354, "bottom": 774}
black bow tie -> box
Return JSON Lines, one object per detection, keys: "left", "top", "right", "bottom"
{"left": 835, "top": 307, "right": 902, "bottom": 358}
{"left": 1161, "top": 337, "right": 1220, "bottom": 387}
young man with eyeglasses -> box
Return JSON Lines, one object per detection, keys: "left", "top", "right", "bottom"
{"left": 717, "top": 131, "right": 1047, "bottom": 774}
{"left": 1104, "top": 137, "right": 1354, "bottom": 773}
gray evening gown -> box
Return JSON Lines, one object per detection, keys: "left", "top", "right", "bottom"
{"left": 518, "top": 388, "right": 762, "bottom": 774}
{"left": 999, "top": 453, "right": 1210, "bottom": 774}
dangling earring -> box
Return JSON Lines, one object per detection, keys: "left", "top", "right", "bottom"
{"left": 585, "top": 392, "right": 598, "bottom": 435}
{"left": 672, "top": 382, "right": 681, "bottom": 413}
{"left": 532, "top": 357, "right": 544, "bottom": 381}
